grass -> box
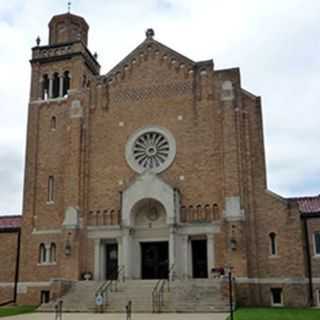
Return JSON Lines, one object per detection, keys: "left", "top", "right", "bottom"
{"left": 231, "top": 307, "right": 320, "bottom": 320}
{"left": 0, "top": 305, "right": 37, "bottom": 317}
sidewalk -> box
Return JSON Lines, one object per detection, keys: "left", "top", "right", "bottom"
{"left": 2, "top": 313, "right": 229, "bottom": 320}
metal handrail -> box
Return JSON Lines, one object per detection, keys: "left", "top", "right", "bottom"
{"left": 158, "top": 279, "right": 166, "bottom": 310}
{"left": 168, "top": 263, "right": 175, "bottom": 291}
{"left": 95, "top": 265, "right": 125, "bottom": 307}
{"left": 152, "top": 279, "right": 162, "bottom": 313}
{"left": 113, "top": 265, "right": 125, "bottom": 291}
{"left": 152, "top": 264, "right": 175, "bottom": 313}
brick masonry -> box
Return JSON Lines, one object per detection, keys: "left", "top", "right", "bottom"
{"left": 0, "top": 12, "right": 319, "bottom": 307}
{"left": 0, "top": 232, "right": 19, "bottom": 304}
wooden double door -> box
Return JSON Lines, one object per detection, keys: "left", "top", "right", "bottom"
{"left": 141, "top": 242, "right": 169, "bottom": 279}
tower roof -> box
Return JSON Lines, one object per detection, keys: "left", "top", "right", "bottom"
{"left": 48, "top": 12, "right": 89, "bottom": 46}
{"left": 49, "top": 12, "right": 89, "bottom": 30}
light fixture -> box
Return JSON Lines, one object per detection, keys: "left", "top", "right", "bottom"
{"left": 64, "top": 239, "right": 72, "bottom": 256}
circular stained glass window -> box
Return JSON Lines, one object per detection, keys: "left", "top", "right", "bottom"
{"left": 126, "top": 126, "right": 176, "bottom": 173}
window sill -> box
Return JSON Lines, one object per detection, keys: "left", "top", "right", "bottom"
{"left": 46, "top": 201, "right": 55, "bottom": 206}
{"left": 269, "top": 255, "right": 280, "bottom": 259}
{"left": 313, "top": 255, "right": 320, "bottom": 259}
{"left": 31, "top": 96, "right": 68, "bottom": 104}
{"left": 271, "top": 303, "right": 284, "bottom": 307}
{"left": 37, "top": 262, "right": 57, "bottom": 266}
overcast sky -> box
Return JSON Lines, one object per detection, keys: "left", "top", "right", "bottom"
{"left": 0, "top": 0, "right": 319, "bottom": 214}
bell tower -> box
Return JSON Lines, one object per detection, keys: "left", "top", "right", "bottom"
{"left": 20, "top": 11, "right": 100, "bottom": 287}
{"left": 29, "top": 12, "right": 99, "bottom": 101}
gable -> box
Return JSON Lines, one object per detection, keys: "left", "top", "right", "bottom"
{"left": 97, "top": 31, "right": 213, "bottom": 105}
{"left": 105, "top": 30, "right": 195, "bottom": 80}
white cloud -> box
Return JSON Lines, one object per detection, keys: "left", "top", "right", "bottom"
{"left": 0, "top": 0, "right": 319, "bottom": 213}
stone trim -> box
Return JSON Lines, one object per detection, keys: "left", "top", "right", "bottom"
{"left": 32, "top": 229, "right": 62, "bottom": 235}
{"left": 236, "top": 277, "right": 308, "bottom": 284}
{"left": 0, "top": 282, "right": 51, "bottom": 288}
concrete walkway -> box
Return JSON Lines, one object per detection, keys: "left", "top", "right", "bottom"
{"left": 2, "top": 313, "right": 229, "bottom": 320}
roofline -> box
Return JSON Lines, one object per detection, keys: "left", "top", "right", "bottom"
{"left": 301, "top": 212, "right": 320, "bottom": 219}
{"left": 104, "top": 37, "right": 196, "bottom": 78}
{"left": 0, "top": 215, "right": 22, "bottom": 219}
{"left": 288, "top": 194, "right": 320, "bottom": 201}
{"left": 0, "top": 227, "right": 20, "bottom": 233}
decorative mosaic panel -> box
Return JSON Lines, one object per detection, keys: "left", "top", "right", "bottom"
{"left": 110, "top": 81, "right": 192, "bottom": 104}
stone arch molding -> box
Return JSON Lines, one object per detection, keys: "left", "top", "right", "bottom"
{"left": 122, "top": 171, "right": 178, "bottom": 227}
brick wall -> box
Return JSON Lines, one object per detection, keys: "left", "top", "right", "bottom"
{"left": 0, "top": 232, "right": 18, "bottom": 304}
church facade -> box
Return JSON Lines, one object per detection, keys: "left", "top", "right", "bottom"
{"left": 1, "top": 11, "right": 320, "bottom": 308}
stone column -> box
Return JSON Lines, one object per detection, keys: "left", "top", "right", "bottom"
{"left": 94, "top": 239, "right": 101, "bottom": 280}
{"left": 169, "top": 226, "right": 176, "bottom": 280}
{"left": 48, "top": 75, "right": 53, "bottom": 99}
{"left": 117, "top": 236, "right": 123, "bottom": 270}
{"left": 123, "top": 228, "right": 131, "bottom": 279}
{"left": 59, "top": 74, "right": 64, "bottom": 97}
{"left": 100, "top": 242, "right": 106, "bottom": 281}
{"left": 182, "top": 235, "right": 189, "bottom": 279}
{"left": 45, "top": 243, "right": 51, "bottom": 263}
{"left": 207, "top": 234, "right": 215, "bottom": 278}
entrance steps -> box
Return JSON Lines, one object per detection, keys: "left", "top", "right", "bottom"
{"left": 38, "top": 281, "right": 103, "bottom": 313}
{"left": 38, "top": 279, "right": 229, "bottom": 313}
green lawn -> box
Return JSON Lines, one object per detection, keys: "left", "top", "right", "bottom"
{"left": 232, "top": 308, "right": 320, "bottom": 320}
{"left": 0, "top": 305, "right": 37, "bottom": 317}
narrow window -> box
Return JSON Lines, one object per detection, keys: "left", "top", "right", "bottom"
{"left": 48, "top": 176, "right": 54, "bottom": 203}
{"left": 50, "top": 116, "right": 56, "bottom": 130}
{"left": 221, "top": 80, "right": 234, "bottom": 101}
{"left": 314, "top": 231, "right": 320, "bottom": 255}
{"left": 269, "top": 232, "right": 277, "bottom": 256}
{"left": 42, "top": 74, "right": 49, "bottom": 100}
{"left": 52, "top": 72, "right": 60, "bottom": 98}
{"left": 50, "top": 243, "right": 56, "bottom": 263}
{"left": 271, "top": 288, "right": 283, "bottom": 306}
{"left": 39, "top": 243, "right": 46, "bottom": 264}
{"left": 63, "top": 71, "right": 70, "bottom": 97}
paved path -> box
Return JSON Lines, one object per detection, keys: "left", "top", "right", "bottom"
{"left": 2, "top": 313, "right": 228, "bottom": 320}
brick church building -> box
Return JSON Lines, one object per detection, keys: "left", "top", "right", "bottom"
{"left": 0, "top": 11, "right": 320, "bottom": 310}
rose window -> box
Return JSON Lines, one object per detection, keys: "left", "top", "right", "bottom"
{"left": 126, "top": 126, "right": 176, "bottom": 173}
{"left": 133, "top": 132, "right": 169, "bottom": 169}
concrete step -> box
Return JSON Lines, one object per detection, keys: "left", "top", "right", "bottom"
{"left": 39, "top": 279, "right": 229, "bottom": 313}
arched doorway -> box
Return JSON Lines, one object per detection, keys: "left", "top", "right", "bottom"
{"left": 131, "top": 198, "right": 169, "bottom": 279}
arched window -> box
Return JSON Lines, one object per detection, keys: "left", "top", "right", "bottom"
{"left": 48, "top": 176, "right": 54, "bottom": 203}
{"left": 50, "top": 116, "right": 56, "bottom": 130}
{"left": 52, "top": 72, "right": 60, "bottom": 98}
{"left": 63, "top": 71, "right": 70, "bottom": 97}
{"left": 269, "top": 232, "right": 277, "bottom": 256}
{"left": 42, "top": 74, "right": 49, "bottom": 100}
{"left": 50, "top": 243, "right": 56, "bottom": 263}
{"left": 39, "top": 243, "right": 46, "bottom": 264}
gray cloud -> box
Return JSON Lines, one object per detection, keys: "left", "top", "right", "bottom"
{"left": 0, "top": 0, "right": 319, "bottom": 214}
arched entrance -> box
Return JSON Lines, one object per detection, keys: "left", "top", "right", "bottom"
{"left": 131, "top": 198, "right": 169, "bottom": 279}
{"left": 121, "top": 171, "right": 179, "bottom": 279}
